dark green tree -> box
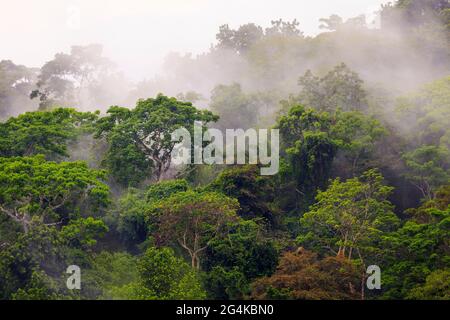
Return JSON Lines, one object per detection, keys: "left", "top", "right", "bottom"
{"left": 209, "top": 165, "right": 277, "bottom": 225}
{"left": 202, "top": 220, "right": 278, "bottom": 299}
{"left": 381, "top": 187, "right": 450, "bottom": 299}
{"left": 277, "top": 105, "right": 337, "bottom": 206}
{"left": 331, "top": 110, "right": 387, "bottom": 176}
{"left": 116, "top": 179, "right": 189, "bottom": 246}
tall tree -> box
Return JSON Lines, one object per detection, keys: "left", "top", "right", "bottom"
{"left": 330, "top": 110, "right": 387, "bottom": 176}
{"left": 95, "top": 94, "right": 218, "bottom": 185}
{"left": 402, "top": 145, "right": 450, "bottom": 200}
{"left": 30, "top": 44, "right": 114, "bottom": 110}
{"left": 298, "top": 170, "right": 399, "bottom": 299}
{"left": 152, "top": 190, "right": 239, "bottom": 269}
{"left": 299, "top": 169, "right": 399, "bottom": 261}
{"left": 277, "top": 104, "right": 337, "bottom": 206}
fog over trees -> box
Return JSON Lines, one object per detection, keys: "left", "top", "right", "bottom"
{"left": 0, "top": 0, "right": 449, "bottom": 300}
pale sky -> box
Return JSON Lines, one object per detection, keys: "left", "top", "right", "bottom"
{"left": 0, "top": 0, "right": 389, "bottom": 80}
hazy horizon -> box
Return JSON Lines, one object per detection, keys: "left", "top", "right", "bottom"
{"left": 0, "top": 0, "right": 389, "bottom": 81}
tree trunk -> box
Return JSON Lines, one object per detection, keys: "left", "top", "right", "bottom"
{"left": 361, "top": 273, "right": 366, "bottom": 300}
{"left": 191, "top": 253, "right": 201, "bottom": 270}
{"left": 22, "top": 221, "right": 29, "bottom": 234}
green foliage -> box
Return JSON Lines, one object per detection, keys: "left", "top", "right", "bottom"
{"left": 0, "top": 219, "right": 107, "bottom": 299}
{"left": 330, "top": 110, "right": 387, "bottom": 176}
{"left": 396, "top": 76, "right": 450, "bottom": 149}
{"left": 210, "top": 165, "right": 277, "bottom": 225}
{"left": 407, "top": 269, "right": 450, "bottom": 300}
{"left": 152, "top": 190, "right": 240, "bottom": 269}
{"left": 299, "top": 170, "right": 400, "bottom": 261}
{"left": 402, "top": 145, "right": 450, "bottom": 200}
{"left": 11, "top": 270, "right": 67, "bottom": 300}
{"left": 101, "top": 133, "right": 151, "bottom": 187}
{"left": 202, "top": 220, "right": 278, "bottom": 299}
{"left": 61, "top": 217, "right": 109, "bottom": 248}
{"left": 82, "top": 251, "right": 139, "bottom": 299}
{"left": 116, "top": 180, "right": 190, "bottom": 246}
{"left": 106, "top": 247, "right": 206, "bottom": 300}
{"left": 0, "top": 108, "right": 99, "bottom": 159}
{"left": 202, "top": 266, "right": 248, "bottom": 300}
{"left": 381, "top": 196, "right": 450, "bottom": 299}
{"left": 0, "top": 155, "right": 109, "bottom": 233}
{"left": 277, "top": 104, "right": 337, "bottom": 205}
{"left": 146, "top": 179, "right": 189, "bottom": 202}
{"left": 95, "top": 94, "right": 218, "bottom": 186}
{"left": 277, "top": 103, "right": 388, "bottom": 209}
{"left": 0, "top": 225, "right": 63, "bottom": 299}
{"left": 116, "top": 188, "right": 150, "bottom": 246}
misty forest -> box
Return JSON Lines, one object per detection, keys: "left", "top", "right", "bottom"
{"left": 1, "top": 0, "right": 450, "bottom": 300}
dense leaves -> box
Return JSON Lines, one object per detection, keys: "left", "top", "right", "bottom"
{"left": 105, "top": 247, "right": 206, "bottom": 300}
{"left": 210, "top": 165, "right": 277, "bottom": 225}
{"left": 152, "top": 190, "right": 240, "bottom": 269}
{"left": 0, "top": 155, "right": 109, "bottom": 233}
{"left": 299, "top": 170, "right": 399, "bottom": 261}
{"left": 251, "top": 249, "right": 361, "bottom": 300}
{"left": 0, "top": 108, "right": 99, "bottom": 159}
{"left": 202, "top": 220, "right": 278, "bottom": 299}
{"left": 95, "top": 94, "right": 218, "bottom": 186}
{"left": 1, "top": 0, "right": 450, "bottom": 301}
